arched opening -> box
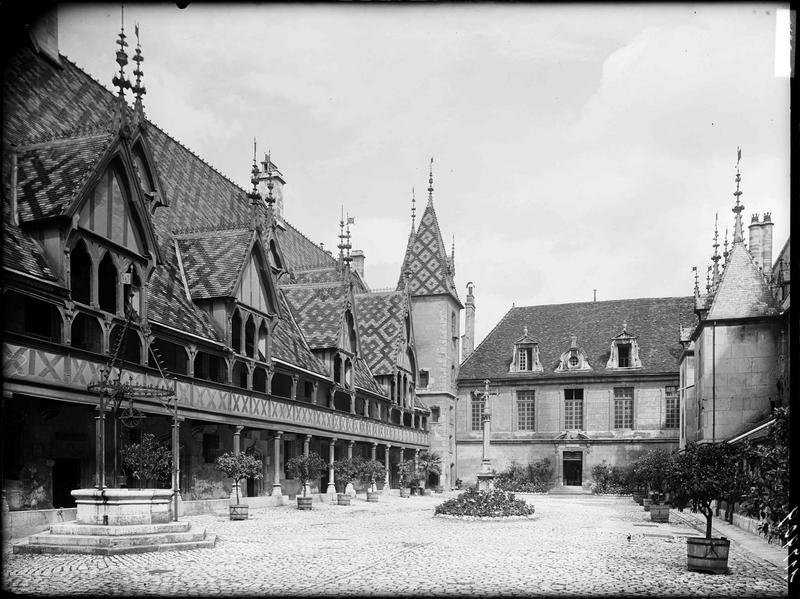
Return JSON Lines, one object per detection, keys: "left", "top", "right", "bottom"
{"left": 344, "top": 358, "right": 353, "bottom": 388}
{"left": 148, "top": 337, "right": 188, "bottom": 375}
{"left": 403, "top": 412, "right": 412, "bottom": 427}
{"left": 3, "top": 291, "right": 63, "bottom": 343}
{"left": 333, "top": 354, "right": 342, "bottom": 385}
{"left": 231, "top": 309, "right": 242, "bottom": 354}
{"left": 253, "top": 367, "right": 267, "bottom": 393}
{"left": 98, "top": 252, "right": 117, "bottom": 313}
{"left": 110, "top": 324, "right": 141, "bottom": 364}
{"left": 272, "top": 372, "right": 292, "bottom": 398}
{"left": 334, "top": 391, "right": 350, "bottom": 413}
{"left": 123, "top": 267, "right": 142, "bottom": 316}
{"left": 245, "top": 315, "right": 256, "bottom": 358}
{"left": 233, "top": 361, "right": 248, "bottom": 389}
{"left": 194, "top": 351, "right": 227, "bottom": 384}
{"left": 257, "top": 321, "right": 268, "bottom": 362}
{"left": 70, "top": 241, "right": 92, "bottom": 305}
{"left": 71, "top": 313, "right": 102, "bottom": 353}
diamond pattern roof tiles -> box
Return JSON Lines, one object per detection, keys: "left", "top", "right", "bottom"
{"left": 272, "top": 292, "right": 328, "bottom": 376}
{"left": 459, "top": 296, "right": 696, "bottom": 381}
{"left": 281, "top": 283, "right": 350, "bottom": 349}
{"left": 176, "top": 228, "right": 253, "bottom": 299}
{"left": 354, "top": 291, "right": 407, "bottom": 376}
{"left": 2, "top": 214, "right": 58, "bottom": 281}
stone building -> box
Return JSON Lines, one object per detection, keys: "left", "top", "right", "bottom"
{"left": 456, "top": 295, "right": 696, "bottom": 487}
{"left": 679, "top": 157, "right": 790, "bottom": 447}
{"left": 396, "top": 177, "right": 462, "bottom": 490}
{"left": 1, "top": 14, "right": 440, "bottom": 511}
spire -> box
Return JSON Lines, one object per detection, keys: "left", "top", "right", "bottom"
{"left": 705, "top": 265, "right": 712, "bottom": 293}
{"left": 411, "top": 187, "right": 416, "bottom": 230}
{"left": 450, "top": 234, "right": 456, "bottom": 277}
{"left": 248, "top": 138, "right": 263, "bottom": 232}
{"left": 692, "top": 266, "right": 699, "bottom": 300}
{"left": 111, "top": 6, "right": 132, "bottom": 134}
{"left": 711, "top": 212, "right": 721, "bottom": 287}
{"left": 131, "top": 23, "right": 146, "bottom": 128}
{"left": 337, "top": 206, "right": 352, "bottom": 270}
{"left": 732, "top": 147, "right": 744, "bottom": 244}
{"left": 427, "top": 156, "right": 434, "bottom": 206}
{"left": 723, "top": 228, "right": 729, "bottom": 265}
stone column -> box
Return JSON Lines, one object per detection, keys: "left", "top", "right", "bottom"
{"left": 311, "top": 381, "right": 318, "bottom": 405}
{"left": 371, "top": 443, "right": 377, "bottom": 461}
{"left": 415, "top": 448, "right": 420, "bottom": 491}
{"left": 347, "top": 440, "right": 354, "bottom": 460}
{"left": 370, "top": 443, "right": 378, "bottom": 491}
{"left": 349, "top": 392, "right": 356, "bottom": 415}
{"left": 303, "top": 434, "right": 312, "bottom": 496}
{"left": 230, "top": 425, "right": 244, "bottom": 502}
{"left": 172, "top": 418, "right": 183, "bottom": 519}
{"left": 383, "top": 444, "right": 392, "bottom": 494}
{"left": 291, "top": 374, "right": 299, "bottom": 401}
{"left": 327, "top": 438, "right": 338, "bottom": 502}
{"left": 346, "top": 440, "right": 356, "bottom": 497}
{"left": 272, "top": 431, "right": 283, "bottom": 501}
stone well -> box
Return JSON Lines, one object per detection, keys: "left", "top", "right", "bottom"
{"left": 72, "top": 489, "right": 174, "bottom": 526}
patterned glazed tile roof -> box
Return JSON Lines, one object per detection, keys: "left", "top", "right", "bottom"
{"left": 459, "top": 296, "right": 696, "bottom": 381}
{"left": 276, "top": 220, "right": 338, "bottom": 271}
{"left": 272, "top": 292, "right": 328, "bottom": 376}
{"left": 354, "top": 290, "right": 407, "bottom": 376}
{"left": 397, "top": 202, "right": 461, "bottom": 306}
{"left": 281, "top": 283, "right": 350, "bottom": 349}
{"left": 14, "top": 132, "right": 115, "bottom": 222}
{"left": 707, "top": 243, "right": 780, "bottom": 319}
{"left": 175, "top": 228, "right": 253, "bottom": 299}
{"left": 2, "top": 211, "right": 58, "bottom": 281}
{"left": 146, "top": 242, "right": 223, "bottom": 342}
{"left": 354, "top": 355, "right": 385, "bottom": 396}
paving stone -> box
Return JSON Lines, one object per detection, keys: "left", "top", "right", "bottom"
{"left": 1, "top": 494, "right": 789, "bottom": 596}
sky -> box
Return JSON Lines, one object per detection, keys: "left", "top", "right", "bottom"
{"left": 57, "top": 3, "right": 791, "bottom": 352}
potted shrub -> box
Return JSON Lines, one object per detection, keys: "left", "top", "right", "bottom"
{"left": 669, "top": 442, "right": 744, "bottom": 574}
{"left": 417, "top": 450, "right": 442, "bottom": 495}
{"left": 397, "top": 459, "right": 415, "bottom": 497}
{"left": 286, "top": 452, "right": 326, "bottom": 510}
{"left": 215, "top": 451, "right": 263, "bottom": 520}
{"left": 358, "top": 458, "right": 386, "bottom": 503}
{"left": 120, "top": 433, "right": 172, "bottom": 489}
{"left": 333, "top": 457, "right": 359, "bottom": 505}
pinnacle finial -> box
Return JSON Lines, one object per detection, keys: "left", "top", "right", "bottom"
{"left": 411, "top": 187, "right": 416, "bottom": 230}
{"left": 692, "top": 266, "right": 699, "bottom": 298}
{"left": 131, "top": 23, "right": 146, "bottom": 126}
{"left": 711, "top": 213, "right": 721, "bottom": 286}
{"left": 427, "top": 156, "right": 434, "bottom": 205}
{"left": 732, "top": 147, "right": 744, "bottom": 244}
{"left": 111, "top": 5, "right": 131, "bottom": 133}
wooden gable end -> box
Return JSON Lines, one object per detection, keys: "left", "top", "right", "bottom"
{"left": 236, "top": 249, "right": 277, "bottom": 316}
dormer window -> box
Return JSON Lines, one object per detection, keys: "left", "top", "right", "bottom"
{"left": 511, "top": 327, "right": 542, "bottom": 373}
{"left": 556, "top": 334, "right": 592, "bottom": 372}
{"left": 606, "top": 324, "right": 642, "bottom": 369}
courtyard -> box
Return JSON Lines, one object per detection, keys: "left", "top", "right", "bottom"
{"left": 1, "top": 493, "right": 788, "bottom": 597}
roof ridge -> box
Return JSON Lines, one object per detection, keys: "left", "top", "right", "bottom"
{"left": 459, "top": 305, "right": 514, "bottom": 369}
{"left": 282, "top": 218, "right": 338, "bottom": 266}
{"left": 281, "top": 281, "right": 347, "bottom": 290}
{"left": 172, "top": 223, "right": 250, "bottom": 236}
{"left": 512, "top": 296, "right": 694, "bottom": 310}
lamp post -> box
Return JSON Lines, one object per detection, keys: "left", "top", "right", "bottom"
{"left": 476, "top": 379, "right": 498, "bottom": 491}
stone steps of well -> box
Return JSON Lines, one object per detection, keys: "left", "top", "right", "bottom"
{"left": 13, "top": 534, "right": 217, "bottom": 555}
{"left": 548, "top": 485, "right": 593, "bottom": 495}
{"left": 24, "top": 530, "right": 208, "bottom": 547}
{"left": 49, "top": 521, "right": 191, "bottom": 536}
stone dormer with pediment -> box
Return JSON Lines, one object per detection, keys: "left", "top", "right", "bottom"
{"left": 509, "top": 327, "right": 543, "bottom": 373}
{"left": 605, "top": 325, "right": 642, "bottom": 369}
{"left": 555, "top": 334, "right": 593, "bottom": 372}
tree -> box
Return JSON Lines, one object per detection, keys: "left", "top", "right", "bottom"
{"left": 333, "top": 457, "right": 359, "bottom": 493}
{"left": 636, "top": 449, "right": 673, "bottom": 498}
{"left": 357, "top": 458, "right": 386, "bottom": 491}
{"left": 668, "top": 442, "right": 743, "bottom": 539}
{"left": 215, "top": 452, "right": 263, "bottom": 505}
{"left": 120, "top": 433, "right": 172, "bottom": 489}
{"left": 285, "top": 452, "right": 326, "bottom": 498}
{"left": 416, "top": 450, "right": 442, "bottom": 488}
{"left": 396, "top": 459, "right": 415, "bottom": 488}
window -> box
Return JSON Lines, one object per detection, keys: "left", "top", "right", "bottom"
{"left": 519, "top": 348, "right": 532, "bottom": 370}
{"left": 71, "top": 312, "right": 102, "bottom": 353}
{"left": 231, "top": 310, "right": 242, "bottom": 354}
{"left": 569, "top": 355, "right": 579, "bottom": 367}
{"left": 617, "top": 344, "right": 631, "bottom": 368}
{"left": 564, "top": 388, "right": 583, "bottom": 430}
{"left": 517, "top": 390, "right": 535, "bottom": 430}
{"left": 665, "top": 385, "right": 679, "bottom": 429}
{"left": 471, "top": 396, "right": 485, "bottom": 431}
{"left": 614, "top": 387, "right": 634, "bottom": 429}
{"left": 418, "top": 370, "right": 429, "bottom": 388}
{"left": 70, "top": 241, "right": 92, "bottom": 305}
{"left": 257, "top": 321, "right": 269, "bottom": 361}
{"left": 431, "top": 407, "right": 440, "bottom": 422}
{"left": 233, "top": 362, "right": 248, "bottom": 389}
{"left": 148, "top": 337, "right": 188, "bottom": 375}
{"left": 110, "top": 324, "right": 141, "bottom": 364}
{"left": 253, "top": 367, "right": 268, "bottom": 393}
{"left": 245, "top": 315, "right": 256, "bottom": 358}
{"left": 98, "top": 252, "right": 117, "bottom": 313}
{"left": 3, "top": 291, "right": 62, "bottom": 343}
{"left": 194, "top": 351, "right": 227, "bottom": 383}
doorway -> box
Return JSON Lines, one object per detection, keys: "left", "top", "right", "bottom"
{"left": 52, "top": 458, "right": 81, "bottom": 508}
{"left": 562, "top": 451, "right": 582, "bottom": 486}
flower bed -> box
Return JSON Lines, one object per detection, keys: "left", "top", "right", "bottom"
{"left": 434, "top": 488, "right": 535, "bottom": 519}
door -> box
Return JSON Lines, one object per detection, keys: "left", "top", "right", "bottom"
{"left": 52, "top": 458, "right": 81, "bottom": 508}
{"left": 562, "top": 451, "right": 582, "bottom": 486}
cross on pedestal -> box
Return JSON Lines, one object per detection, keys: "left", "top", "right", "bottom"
{"left": 477, "top": 379, "right": 498, "bottom": 491}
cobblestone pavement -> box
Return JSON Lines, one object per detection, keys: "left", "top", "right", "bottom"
{"left": 2, "top": 493, "right": 789, "bottom": 597}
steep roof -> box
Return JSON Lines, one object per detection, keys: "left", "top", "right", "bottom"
{"left": 275, "top": 220, "right": 338, "bottom": 272}
{"left": 354, "top": 290, "right": 409, "bottom": 376}
{"left": 707, "top": 243, "right": 780, "bottom": 319}
{"left": 175, "top": 227, "right": 253, "bottom": 299}
{"left": 271, "top": 292, "right": 328, "bottom": 376}
{"left": 459, "top": 296, "right": 696, "bottom": 381}
{"left": 397, "top": 202, "right": 462, "bottom": 306}
{"left": 2, "top": 214, "right": 58, "bottom": 281}
{"left": 281, "top": 282, "right": 351, "bottom": 349}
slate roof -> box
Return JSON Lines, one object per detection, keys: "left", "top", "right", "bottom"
{"left": 459, "top": 296, "right": 696, "bottom": 381}
{"left": 354, "top": 290, "right": 408, "bottom": 376}
{"left": 2, "top": 214, "right": 58, "bottom": 281}
{"left": 281, "top": 282, "right": 350, "bottom": 349}
{"left": 175, "top": 228, "right": 253, "bottom": 299}
{"left": 707, "top": 243, "right": 780, "bottom": 320}
{"left": 276, "top": 220, "right": 338, "bottom": 271}
{"left": 14, "top": 131, "right": 115, "bottom": 222}
{"left": 272, "top": 292, "right": 328, "bottom": 376}
{"left": 397, "top": 202, "right": 462, "bottom": 306}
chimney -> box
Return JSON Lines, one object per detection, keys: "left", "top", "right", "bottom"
{"left": 748, "top": 214, "right": 764, "bottom": 269}
{"left": 760, "top": 212, "right": 773, "bottom": 270}
{"left": 570, "top": 334, "right": 578, "bottom": 348}
{"left": 462, "top": 282, "right": 476, "bottom": 361}
{"left": 351, "top": 250, "right": 365, "bottom": 278}
{"left": 29, "top": 8, "right": 60, "bottom": 65}
{"left": 258, "top": 157, "right": 286, "bottom": 227}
